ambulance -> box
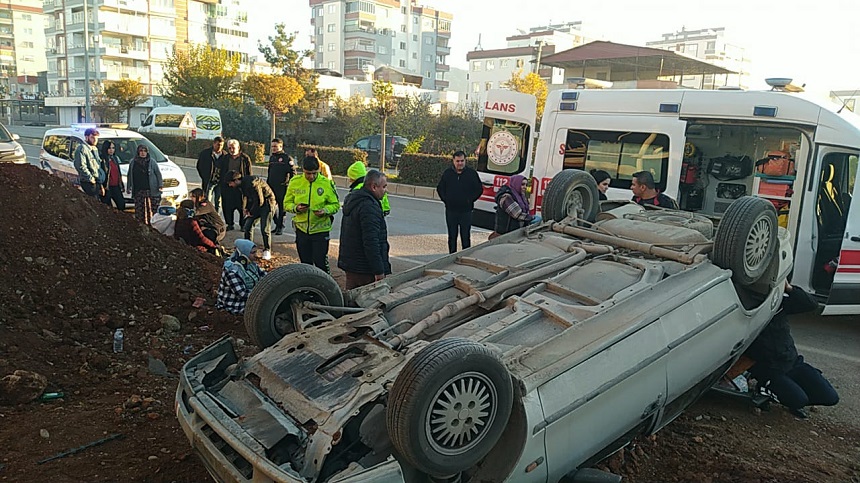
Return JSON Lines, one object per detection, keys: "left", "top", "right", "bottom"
{"left": 474, "top": 82, "right": 860, "bottom": 315}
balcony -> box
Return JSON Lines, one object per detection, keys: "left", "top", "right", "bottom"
{"left": 436, "top": 44, "right": 450, "bottom": 55}
{"left": 435, "top": 79, "right": 449, "bottom": 89}
{"left": 99, "top": 0, "right": 148, "bottom": 13}
{"left": 103, "top": 65, "right": 150, "bottom": 83}
{"left": 104, "top": 44, "right": 149, "bottom": 60}
{"left": 435, "top": 63, "right": 449, "bottom": 72}
{"left": 101, "top": 19, "right": 148, "bottom": 36}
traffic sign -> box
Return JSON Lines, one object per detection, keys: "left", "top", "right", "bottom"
{"left": 178, "top": 111, "right": 196, "bottom": 129}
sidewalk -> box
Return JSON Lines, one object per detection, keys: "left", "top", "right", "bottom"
{"left": 11, "top": 124, "right": 441, "bottom": 202}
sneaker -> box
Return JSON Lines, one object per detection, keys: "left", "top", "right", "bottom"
{"left": 274, "top": 228, "right": 283, "bottom": 236}
{"left": 789, "top": 407, "right": 809, "bottom": 420}
{"left": 262, "top": 249, "right": 272, "bottom": 260}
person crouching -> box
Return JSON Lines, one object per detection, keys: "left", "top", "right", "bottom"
{"left": 174, "top": 199, "right": 219, "bottom": 254}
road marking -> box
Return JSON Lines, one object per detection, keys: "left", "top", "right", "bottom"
{"left": 796, "top": 344, "right": 860, "bottom": 364}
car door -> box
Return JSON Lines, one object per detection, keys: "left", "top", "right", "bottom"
{"left": 367, "top": 135, "right": 381, "bottom": 165}
{"left": 821, "top": 151, "right": 860, "bottom": 315}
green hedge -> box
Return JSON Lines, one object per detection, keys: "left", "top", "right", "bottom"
{"left": 297, "top": 144, "right": 367, "bottom": 176}
{"left": 396, "top": 153, "right": 477, "bottom": 187}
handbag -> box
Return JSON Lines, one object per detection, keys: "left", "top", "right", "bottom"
{"left": 708, "top": 155, "right": 753, "bottom": 181}
{"left": 756, "top": 151, "right": 795, "bottom": 177}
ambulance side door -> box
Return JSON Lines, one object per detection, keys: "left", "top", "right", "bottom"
{"left": 822, "top": 150, "right": 860, "bottom": 315}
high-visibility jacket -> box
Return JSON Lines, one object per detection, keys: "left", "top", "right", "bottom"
{"left": 284, "top": 174, "right": 340, "bottom": 234}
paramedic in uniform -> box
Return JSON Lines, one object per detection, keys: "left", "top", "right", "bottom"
{"left": 631, "top": 171, "right": 678, "bottom": 209}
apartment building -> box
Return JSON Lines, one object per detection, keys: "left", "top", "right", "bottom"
{"left": 465, "top": 22, "right": 588, "bottom": 107}
{"left": 645, "top": 26, "right": 750, "bottom": 89}
{"left": 0, "top": 0, "right": 47, "bottom": 97}
{"left": 309, "top": 0, "right": 452, "bottom": 90}
{"left": 42, "top": 0, "right": 253, "bottom": 125}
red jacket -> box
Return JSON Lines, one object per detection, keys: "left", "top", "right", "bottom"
{"left": 174, "top": 218, "right": 217, "bottom": 251}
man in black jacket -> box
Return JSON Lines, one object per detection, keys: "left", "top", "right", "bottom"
{"left": 220, "top": 139, "right": 252, "bottom": 231}
{"left": 227, "top": 171, "right": 277, "bottom": 261}
{"left": 746, "top": 283, "right": 839, "bottom": 419}
{"left": 266, "top": 138, "right": 295, "bottom": 236}
{"left": 189, "top": 188, "right": 226, "bottom": 244}
{"left": 196, "top": 136, "right": 225, "bottom": 211}
{"left": 436, "top": 150, "right": 483, "bottom": 253}
{"left": 338, "top": 170, "right": 390, "bottom": 289}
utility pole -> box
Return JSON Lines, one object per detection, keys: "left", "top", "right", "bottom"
{"left": 533, "top": 40, "right": 546, "bottom": 75}
{"left": 83, "top": 0, "right": 91, "bottom": 122}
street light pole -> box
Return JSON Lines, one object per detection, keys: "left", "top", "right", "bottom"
{"left": 83, "top": 0, "right": 91, "bottom": 122}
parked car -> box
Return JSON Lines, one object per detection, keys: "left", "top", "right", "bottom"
{"left": 138, "top": 106, "right": 222, "bottom": 140}
{"left": 39, "top": 124, "right": 189, "bottom": 206}
{"left": 0, "top": 122, "right": 27, "bottom": 164}
{"left": 176, "top": 170, "right": 791, "bottom": 483}
{"left": 353, "top": 134, "right": 408, "bottom": 168}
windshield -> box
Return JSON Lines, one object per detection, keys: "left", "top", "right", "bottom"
{"left": 0, "top": 124, "right": 13, "bottom": 143}
{"left": 98, "top": 137, "right": 168, "bottom": 164}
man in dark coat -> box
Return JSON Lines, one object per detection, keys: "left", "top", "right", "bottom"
{"left": 196, "top": 136, "right": 225, "bottom": 211}
{"left": 436, "top": 150, "right": 483, "bottom": 253}
{"left": 266, "top": 138, "right": 296, "bottom": 236}
{"left": 227, "top": 170, "right": 277, "bottom": 261}
{"left": 746, "top": 283, "right": 839, "bottom": 419}
{"left": 220, "top": 139, "right": 252, "bottom": 231}
{"left": 338, "top": 170, "right": 391, "bottom": 289}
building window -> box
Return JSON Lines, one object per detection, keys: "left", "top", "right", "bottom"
{"left": 412, "top": 52, "right": 417, "bottom": 59}
{"left": 485, "top": 82, "right": 492, "bottom": 91}
{"left": 686, "top": 43, "right": 698, "bottom": 57}
{"left": 472, "top": 82, "right": 480, "bottom": 93}
{"left": 486, "top": 60, "right": 494, "bottom": 70}
{"left": 400, "top": 41, "right": 406, "bottom": 49}
{"left": 317, "top": 44, "right": 323, "bottom": 53}
{"left": 21, "top": 41, "right": 34, "bottom": 48}
{"left": 516, "top": 59, "right": 524, "bottom": 68}
{"left": 472, "top": 60, "right": 481, "bottom": 71}
{"left": 316, "top": 7, "right": 323, "bottom": 16}
{"left": 328, "top": 4, "right": 336, "bottom": 13}
{"left": 328, "top": 43, "right": 335, "bottom": 51}
{"left": 22, "top": 14, "right": 32, "bottom": 20}
{"left": 399, "top": 59, "right": 406, "bottom": 67}
{"left": 412, "top": 34, "right": 417, "bottom": 41}
{"left": 23, "top": 28, "right": 33, "bottom": 35}
{"left": 706, "top": 41, "right": 716, "bottom": 51}
{"left": 675, "top": 43, "right": 684, "bottom": 52}
{"left": 327, "top": 23, "right": 335, "bottom": 32}
{"left": 426, "top": 71, "right": 431, "bottom": 78}
{"left": 424, "top": 54, "right": 431, "bottom": 62}
{"left": 401, "top": 24, "right": 406, "bottom": 32}
{"left": 424, "top": 37, "right": 433, "bottom": 45}
{"left": 316, "top": 26, "right": 323, "bottom": 35}
{"left": 413, "top": 16, "right": 418, "bottom": 24}
{"left": 595, "top": 72, "right": 608, "bottom": 81}
{"left": 500, "top": 59, "right": 509, "bottom": 68}
{"left": 378, "top": 45, "right": 387, "bottom": 54}
{"left": 401, "top": 6, "right": 406, "bottom": 13}
{"left": 328, "top": 61, "right": 335, "bottom": 69}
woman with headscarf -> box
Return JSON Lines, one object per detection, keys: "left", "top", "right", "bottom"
{"left": 216, "top": 239, "right": 266, "bottom": 315}
{"left": 126, "top": 144, "right": 163, "bottom": 225}
{"left": 174, "top": 199, "right": 218, "bottom": 254}
{"left": 590, "top": 169, "right": 611, "bottom": 201}
{"left": 493, "top": 174, "right": 541, "bottom": 236}
{"left": 99, "top": 140, "right": 126, "bottom": 210}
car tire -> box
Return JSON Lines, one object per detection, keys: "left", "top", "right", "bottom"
{"left": 712, "top": 196, "right": 778, "bottom": 286}
{"left": 625, "top": 211, "right": 714, "bottom": 238}
{"left": 244, "top": 264, "right": 343, "bottom": 348}
{"left": 542, "top": 169, "right": 600, "bottom": 223}
{"left": 386, "top": 338, "right": 513, "bottom": 477}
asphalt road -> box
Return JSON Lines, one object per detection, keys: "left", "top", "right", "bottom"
{"left": 24, "top": 143, "right": 860, "bottom": 428}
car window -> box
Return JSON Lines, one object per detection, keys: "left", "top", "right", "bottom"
{"left": 43, "top": 135, "right": 70, "bottom": 160}
{"left": 369, "top": 136, "right": 380, "bottom": 150}
{"left": 142, "top": 115, "right": 153, "bottom": 126}
{"left": 355, "top": 138, "right": 370, "bottom": 150}
{"left": 154, "top": 114, "right": 184, "bottom": 128}
{"left": 0, "top": 124, "right": 13, "bottom": 142}
{"left": 98, "top": 137, "right": 168, "bottom": 164}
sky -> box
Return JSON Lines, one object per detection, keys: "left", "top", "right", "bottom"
{"left": 249, "top": 0, "right": 860, "bottom": 99}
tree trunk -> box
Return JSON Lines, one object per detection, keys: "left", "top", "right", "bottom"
{"left": 380, "top": 114, "right": 387, "bottom": 171}
{"left": 270, "top": 110, "right": 277, "bottom": 144}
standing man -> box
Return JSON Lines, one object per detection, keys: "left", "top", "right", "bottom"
{"left": 284, "top": 156, "right": 340, "bottom": 273}
{"left": 226, "top": 170, "right": 277, "bottom": 261}
{"left": 436, "top": 150, "right": 483, "bottom": 253}
{"left": 220, "top": 139, "right": 252, "bottom": 231}
{"left": 630, "top": 171, "right": 678, "bottom": 209}
{"left": 339, "top": 170, "right": 391, "bottom": 289}
{"left": 196, "top": 136, "right": 225, "bottom": 211}
{"left": 74, "top": 127, "right": 104, "bottom": 198}
{"left": 304, "top": 146, "right": 332, "bottom": 180}
{"left": 347, "top": 160, "right": 390, "bottom": 216}
{"left": 267, "top": 138, "right": 296, "bottom": 235}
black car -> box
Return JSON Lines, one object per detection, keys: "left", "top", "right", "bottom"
{"left": 353, "top": 134, "right": 408, "bottom": 168}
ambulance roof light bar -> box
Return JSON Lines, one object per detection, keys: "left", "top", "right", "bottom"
{"left": 765, "top": 78, "right": 805, "bottom": 93}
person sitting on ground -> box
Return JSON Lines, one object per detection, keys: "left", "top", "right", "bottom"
{"left": 630, "top": 170, "right": 678, "bottom": 209}
{"left": 188, "top": 188, "right": 226, "bottom": 244}
{"left": 215, "top": 239, "right": 266, "bottom": 315}
{"left": 174, "top": 199, "right": 219, "bottom": 254}
{"left": 150, "top": 199, "right": 176, "bottom": 236}
{"left": 493, "top": 174, "right": 541, "bottom": 237}
{"left": 347, "top": 161, "right": 391, "bottom": 216}
{"left": 745, "top": 282, "right": 839, "bottom": 419}
{"left": 590, "top": 169, "right": 611, "bottom": 201}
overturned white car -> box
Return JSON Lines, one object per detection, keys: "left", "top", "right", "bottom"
{"left": 177, "top": 170, "right": 792, "bottom": 483}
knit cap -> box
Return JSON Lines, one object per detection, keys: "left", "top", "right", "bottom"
{"left": 234, "top": 239, "right": 255, "bottom": 257}
{"left": 347, "top": 161, "right": 367, "bottom": 182}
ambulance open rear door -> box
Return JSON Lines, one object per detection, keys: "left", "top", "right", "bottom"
{"left": 822, "top": 152, "right": 860, "bottom": 315}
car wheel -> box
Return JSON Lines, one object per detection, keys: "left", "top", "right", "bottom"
{"left": 712, "top": 196, "right": 778, "bottom": 286}
{"left": 542, "top": 169, "right": 600, "bottom": 223}
{"left": 386, "top": 338, "right": 513, "bottom": 478}
{"left": 625, "top": 211, "right": 714, "bottom": 238}
{"left": 244, "top": 264, "right": 343, "bottom": 348}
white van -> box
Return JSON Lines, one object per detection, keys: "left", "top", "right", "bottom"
{"left": 475, "top": 86, "right": 860, "bottom": 315}
{"left": 138, "top": 106, "right": 222, "bottom": 140}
